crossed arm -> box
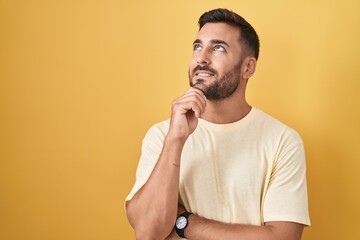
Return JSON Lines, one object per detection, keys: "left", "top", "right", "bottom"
{"left": 164, "top": 204, "right": 304, "bottom": 240}
{"left": 126, "top": 88, "right": 306, "bottom": 240}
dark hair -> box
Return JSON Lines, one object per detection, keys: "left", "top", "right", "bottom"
{"left": 199, "top": 8, "right": 260, "bottom": 60}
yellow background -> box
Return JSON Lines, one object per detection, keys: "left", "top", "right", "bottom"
{"left": 1, "top": 0, "right": 359, "bottom": 239}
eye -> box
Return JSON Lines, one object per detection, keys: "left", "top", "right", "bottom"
{"left": 193, "top": 44, "right": 202, "bottom": 51}
{"left": 214, "top": 45, "right": 225, "bottom": 52}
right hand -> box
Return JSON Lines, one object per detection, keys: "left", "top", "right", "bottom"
{"left": 168, "top": 87, "right": 207, "bottom": 141}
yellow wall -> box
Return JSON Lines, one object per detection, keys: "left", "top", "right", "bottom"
{"left": 1, "top": 0, "right": 359, "bottom": 239}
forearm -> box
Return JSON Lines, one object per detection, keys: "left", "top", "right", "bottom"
{"left": 186, "top": 214, "right": 303, "bottom": 240}
{"left": 127, "top": 135, "right": 186, "bottom": 240}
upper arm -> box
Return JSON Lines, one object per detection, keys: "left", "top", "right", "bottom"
{"left": 265, "top": 221, "right": 304, "bottom": 240}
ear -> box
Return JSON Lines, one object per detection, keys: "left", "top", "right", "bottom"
{"left": 242, "top": 57, "right": 257, "bottom": 79}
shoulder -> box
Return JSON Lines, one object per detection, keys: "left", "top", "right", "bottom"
{"left": 143, "top": 119, "right": 170, "bottom": 144}
{"left": 252, "top": 108, "right": 303, "bottom": 144}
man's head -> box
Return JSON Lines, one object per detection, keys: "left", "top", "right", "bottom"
{"left": 189, "top": 9, "right": 259, "bottom": 101}
{"left": 199, "top": 8, "right": 260, "bottom": 60}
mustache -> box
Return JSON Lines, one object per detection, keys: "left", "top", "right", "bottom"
{"left": 191, "top": 65, "right": 217, "bottom": 75}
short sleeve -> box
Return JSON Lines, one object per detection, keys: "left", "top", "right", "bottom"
{"left": 263, "top": 133, "right": 311, "bottom": 226}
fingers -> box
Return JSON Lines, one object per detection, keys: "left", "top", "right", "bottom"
{"left": 185, "top": 88, "right": 207, "bottom": 111}
{"left": 172, "top": 88, "right": 207, "bottom": 118}
{"left": 168, "top": 88, "right": 207, "bottom": 140}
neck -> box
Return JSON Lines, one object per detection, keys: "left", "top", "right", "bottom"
{"left": 201, "top": 94, "right": 251, "bottom": 124}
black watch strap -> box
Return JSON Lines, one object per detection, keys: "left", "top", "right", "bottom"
{"left": 175, "top": 212, "right": 193, "bottom": 238}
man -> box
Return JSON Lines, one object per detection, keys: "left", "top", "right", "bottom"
{"left": 126, "top": 8, "right": 310, "bottom": 240}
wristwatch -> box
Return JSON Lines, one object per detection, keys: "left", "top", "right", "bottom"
{"left": 175, "top": 211, "right": 193, "bottom": 238}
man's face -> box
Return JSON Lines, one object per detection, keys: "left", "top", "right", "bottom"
{"left": 189, "top": 22, "right": 244, "bottom": 100}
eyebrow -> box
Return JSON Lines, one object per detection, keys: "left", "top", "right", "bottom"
{"left": 193, "top": 39, "right": 230, "bottom": 48}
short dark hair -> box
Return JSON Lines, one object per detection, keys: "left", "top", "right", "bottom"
{"left": 199, "top": 8, "right": 260, "bottom": 60}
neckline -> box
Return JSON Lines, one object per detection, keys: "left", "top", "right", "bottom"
{"left": 198, "top": 107, "right": 258, "bottom": 131}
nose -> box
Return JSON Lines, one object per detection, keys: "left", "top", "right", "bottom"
{"left": 197, "top": 50, "right": 211, "bottom": 66}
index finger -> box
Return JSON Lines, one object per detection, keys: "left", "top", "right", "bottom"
{"left": 185, "top": 87, "right": 207, "bottom": 101}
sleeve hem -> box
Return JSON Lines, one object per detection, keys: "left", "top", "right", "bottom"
{"left": 264, "top": 214, "right": 311, "bottom": 226}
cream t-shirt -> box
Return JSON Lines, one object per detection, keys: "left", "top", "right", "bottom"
{"left": 126, "top": 108, "right": 310, "bottom": 226}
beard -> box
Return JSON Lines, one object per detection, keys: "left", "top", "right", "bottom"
{"left": 189, "top": 62, "right": 242, "bottom": 101}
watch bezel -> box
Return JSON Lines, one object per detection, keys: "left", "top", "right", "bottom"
{"left": 175, "top": 215, "right": 188, "bottom": 229}
{"left": 175, "top": 212, "right": 193, "bottom": 238}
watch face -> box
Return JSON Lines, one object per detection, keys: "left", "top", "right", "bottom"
{"left": 176, "top": 216, "right": 187, "bottom": 229}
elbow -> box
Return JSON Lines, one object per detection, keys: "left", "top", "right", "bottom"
{"left": 126, "top": 202, "right": 174, "bottom": 240}
{"left": 133, "top": 230, "right": 153, "bottom": 240}
{"left": 134, "top": 230, "right": 166, "bottom": 240}
{"left": 133, "top": 225, "right": 173, "bottom": 240}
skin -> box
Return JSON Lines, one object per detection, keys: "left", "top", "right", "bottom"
{"left": 126, "top": 22, "right": 304, "bottom": 240}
